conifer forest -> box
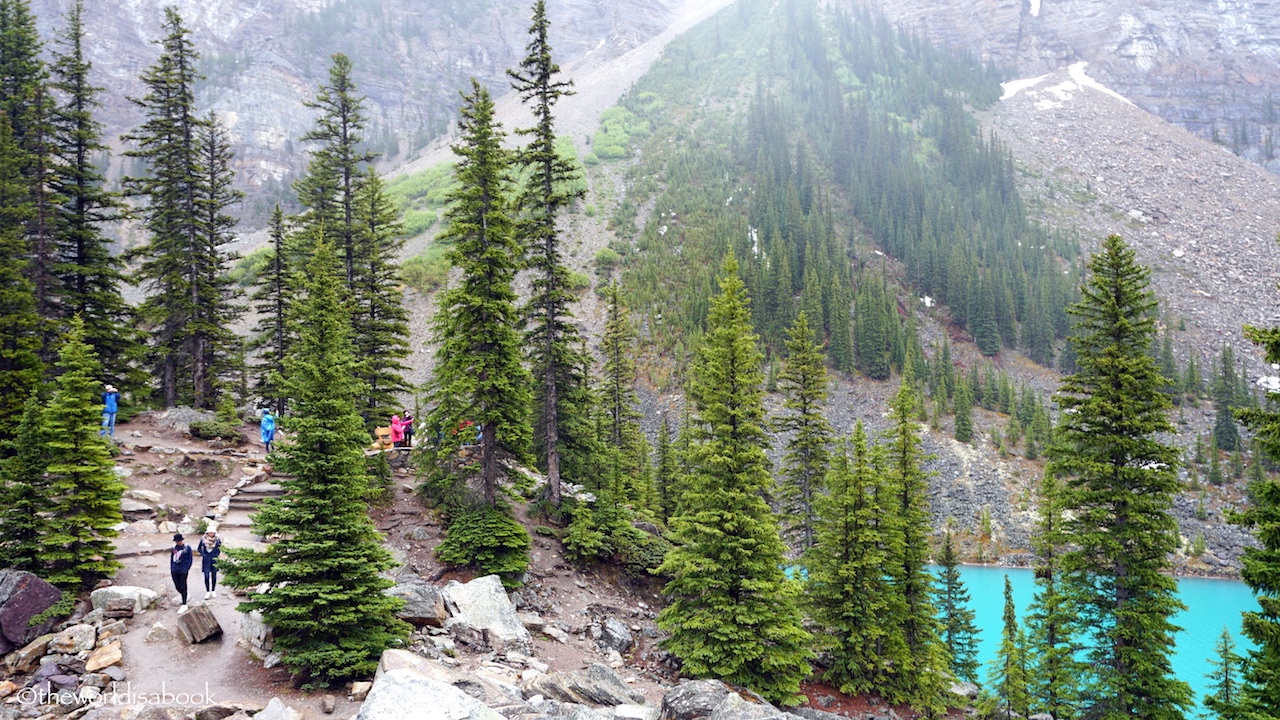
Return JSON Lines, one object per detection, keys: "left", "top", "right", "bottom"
{"left": 1, "top": 0, "right": 1279, "bottom": 716}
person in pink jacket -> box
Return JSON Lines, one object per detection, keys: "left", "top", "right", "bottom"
{"left": 389, "top": 414, "right": 406, "bottom": 448}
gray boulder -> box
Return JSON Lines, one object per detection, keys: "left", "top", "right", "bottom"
{"left": 49, "top": 624, "right": 97, "bottom": 654}
{"left": 89, "top": 585, "right": 159, "bottom": 613}
{"left": 949, "top": 681, "right": 980, "bottom": 700}
{"left": 788, "top": 708, "right": 847, "bottom": 720}
{"left": 443, "top": 575, "right": 532, "bottom": 652}
{"left": 357, "top": 654, "right": 507, "bottom": 720}
{"left": 707, "top": 694, "right": 790, "bottom": 720}
{"left": 254, "top": 698, "right": 303, "bottom": 720}
{"left": 0, "top": 569, "right": 62, "bottom": 654}
{"left": 521, "top": 664, "right": 645, "bottom": 707}
{"left": 660, "top": 680, "right": 733, "bottom": 720}
{"left": 599, "top": 617, "right": 634, "bottom": 654}
{"left": 387, "top": 578, "right": 448, "bottom": 627}
{"left": 377, "top": 649, "right": 525, "bottom": 707}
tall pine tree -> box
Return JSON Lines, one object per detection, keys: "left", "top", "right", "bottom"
{"left": 1046, "top": 235, "right": 1191, "bottom": 719}
{"left": 223, "top": 241, "right": 408, "bottom": 686}
{"left": 656, "top": 254, "right": 813, "bottom": 705}
{"left": 424, "top": 80, "right": 531, "bottom": 505}
{"left": 0, "top": 113, "right": 42, "bottom": 444}
{"left": 772, "top": 311, "right": 832, "bottom": 549}
{"left": 936, "top": 529, "right": 980, "bottom": 683}
{"left": 510, "top": 0, "right": 588, "bottom": 508}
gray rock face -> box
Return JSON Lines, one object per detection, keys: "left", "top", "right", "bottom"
{"left": 521, "top": 664, "right": 645, "bottom": 707}
{"left": 254, "top": 698, "right": 303, "bottom": 720}
{"left": 357, "top": 663, "right": 507, "bottom": 720}
{"left": 865, "top": 0, "right": 1280, "bottom": 170}
{"left": 706, "top": 694, "right": 791, "bottom": 720}
{"left": 0, "top": 570, "right": 62, "bottom": 654}
{"left": 659, "top": 680, "right": 732, "bottom": 720}
{"left": 387, "top": 577, "right": 448, "bottom": 627}
{"left": 443, "top": 575, "right": 532, "bottom": 653}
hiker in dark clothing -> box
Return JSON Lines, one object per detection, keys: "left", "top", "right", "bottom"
{"left": 198, "top": 530, "right": 222, "bottom": 600}
{"left": 170, "top": 533, "right": 193, "bottom": 613}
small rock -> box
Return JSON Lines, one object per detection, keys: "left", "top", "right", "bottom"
{"left": 255, "top": 698, "right": 303, "bottom": 720}
{"left": 0, "top": 680, "right": 16, "bottom": 698}
{"left": 144, "top": 622, "right": 173, "bottom": 643}
{"left": 84, "top": 641, "right": 122, "bottom": 672}
{"left": 97, "top": 620, "right": 128, "bottom": 643}
{"left": 543, "top": 626, "right": 570, "bottom": 644}
{"left": 321, "top": 694, "right": 337, "bottom": 714}
{"left": 350, "top": 681, "right": 373, "bottom": 702}
{"left": 126, "top": 489, "right": 163, "bottom": 503}
{"left": 50, "top": 624, "right": 96, "bottom": 654}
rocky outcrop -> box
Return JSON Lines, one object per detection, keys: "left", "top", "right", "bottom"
{"left": 862, "top": 0, "right": 1280, "bottom": 170}
{"left": 443, "top": 575, "right": 533, "bottom": 653}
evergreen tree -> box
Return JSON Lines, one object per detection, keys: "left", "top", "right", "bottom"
{"left": 123, "top": 8, "right": 239, "bottom": 409}
{"left": 510, "top": 0, "right": 588, "bottom": 508}
{"left": 223, "top": 242, "right": 408, "bottom": 686}
{"left": 804, "top": 425, "right": 890, "bottom": 695}
{"left": 38, "top": 316, "right": 124, "bottom": 589}
{"left": 48, "top": 0, "right": 137, "bottom": 391}
{"left": 656, "top": 255, "right": 813, "bottom": 705}
{"left": 1047, "top": 235, "right": 1191, "bottom": 719}
{"left": 772, "top": 311, "right": 832, "bottom": 549}
{"left": 1024, "top": 474, "right": 1083, "bottom": 719}
{"left": 0, "top": 396, "right": 51, "bottom": 571}
{"left": 293, "top": 55, "right": 408, "bottom": 425}
{"left": 350, "top": 168, "right": 409, "bottom": 423}
{"left": 953, "top": 376, "right": 974, "bottom": 443}
{"left": 424, "top": 80, "right": 531, "bottom": 505}
{"left": 988, "top": 576, "right": 1030, "bottom": 719}
{"left": 936, "top": 529, "right": 980, "bottom": 683}
{"left": 854, "top": 275, "right": 890, "bottom": 380}
{"left": 248, "top": 206, "right": 295, "bottom": 415}
{"left": 597, "top": 283, "right": 649, "bottom": 511}
{"left": 1229, "top": 313, "right": 1280, "bottom": 719}
{"left": 1203, "top": 626, "right": 1245, "bottom": 719}
{"left": 880, "top": 380, "right": 950, "bottom": 712}
{"left": 1215, "top": 344, "right": 1242, "bottom": 452}
{"left": 0, "top": 114, "right": 42, "bottom": 444}
{"left": 653, "top": 416, "right": 677, "bottom": 521}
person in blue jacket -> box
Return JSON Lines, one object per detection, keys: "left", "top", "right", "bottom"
{"left": 197, "top": 530, "right": 222, "bottom": 600}
{"left": 170, "top": 533, "right": 193, "bottom": 613}
{"left": 260, "top": 410, "right": 276, "bottom": 453}
{"left": 100, "top": 385, "right": 119, "bottom": 436}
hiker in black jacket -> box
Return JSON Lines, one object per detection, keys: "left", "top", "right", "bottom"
{"left": 170, "top": 533, "right": 193, "bottom": 613}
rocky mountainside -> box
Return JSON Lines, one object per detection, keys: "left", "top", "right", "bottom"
{"left": 858, "top": 0, "right": 1280, "bottom": 171}
{"left": 28, "top": 0, "right": 685, "bottom": 214}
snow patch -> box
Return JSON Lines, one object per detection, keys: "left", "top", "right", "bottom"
{"left": 1067, "top": 61, "right": 1136, "bottom": 106}
{"left": 1001, "top": 62, "right": 1136, "bottom": 107}
{"left": 1029, "top": 0, "right": 1041, "bottom": 17}
{"left": 920, "top": 296, "right": 935, "bottom": 308}
{"left": 1000, "top": 73, "right": 1050, "bottom": 100}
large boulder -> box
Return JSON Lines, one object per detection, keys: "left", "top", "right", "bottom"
{"left": 89, "top": 586, "right": 159, "bottom": 613}
{"left": 660, "top": 680, "right": 733, "bottom": 720}
{"left": 599, "top": 617, "right": 634, "bottom": 654}
{"left": 240, "top": 609, "right": 274, "bottom": 658}
{"left": 49, "top": 624, "right": 97, "bottom": 654}
{"left": 442, "top": 575, "right": 532, "bottom": 652}
{"left": 175, "top": 604, "right": 223, "bottom": 644}
{"left": 377, "top": 649, "right": 524, "bottom": 707}
{"left": 521, "top": 664, "right": 646, "bottom": 707}
{"left": 357, "top": 650, "right": 508, "bottom": 720}
{"left": 0, "top": 570, "right": 63, "bottom": 654}
{"left": 386, "top": 577, "right": 448, "bottom": 627}
{"left": 706, "top": 694, "right": 792, "bottom": 720}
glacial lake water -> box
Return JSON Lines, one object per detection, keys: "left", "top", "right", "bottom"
{"left": 949, "top": 564, "right": 1260, "bottom": 709}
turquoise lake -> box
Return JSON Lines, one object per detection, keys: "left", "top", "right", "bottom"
{"left": 949, "top": 565, "right": 1260, "bottom": 709}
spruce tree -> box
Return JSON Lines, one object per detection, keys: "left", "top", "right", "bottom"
{"left": 1024, "top": 473, "right": 1082, "bottom": 719}
{"left": 0, "top": 113, "right": 42, "bottom": 444}
{"left": 936, "top": 529, "right": 980, "bottom": 683}
{"left": 804, "top": 426, "right": 889, "bottom": 695}
{"left": 38, "top": 316, "right": 124, "bottom": 589}
{"left": 350, "top": 168, "right": 409, "bottom": 423}
{"left": 1047, "top": 235, "right": 1191, "bottom": 719}
{"left": 424, "top": 80, "right": 531, "bottom": 505}
{"left": 1203, "top": 626, "right": 1245, "bottom": 719}
{"left": 879, "top": 380, "right": 950, "bottom": 713}
{"left": 1230, "top": 314, "right": 1280, "bottom": 719}
{"left": 656, "top": 254, "right": 813, "bottom": 705}
{"left": 953, "top": 377, "right": 974, "bottom": 443}
{"left": 0, "top": 396, "right": 51, "bottom": 571}
{"left": 248, "top": 206, "right": 295, "bottom": 416}
{"left": 510, "top": 0, "right": 588, "bottom": 508}
{"left": 653, "top": 416, "right": 677, "bottom": 522}
{"left": 223, "top": 242, "right": 408, "bottom": 686}
{"left": 123, "top": 8, "right": 239, "bottom": 409}
{"left": 988, "top": 575, "right": 1030, "bottom": 719}
{"left": 48, "top": 0, "right": 137, "bottom": 391}
{"left": 772, "top": 311, "right": 832, "bottom": 549}
{"left": 597, "top": 283, "right": 650, "bottom": 513}
{"left": 1214, "top": 344, "right": 1242, "bottom": 452}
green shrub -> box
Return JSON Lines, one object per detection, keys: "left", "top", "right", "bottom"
{"left": 399, "top": 209, "right": 438, "bottom": 237}
{"left": 583, "top": 153, "right": 600, "bottom": 166}
{"left": 190, "top": 420, "right": 241, "bottom": 441}
{"left": 401, "top": 244, "right": 451, "bottom": 293}
{"left": 568, "top": 271, "right": 591, "bottom": 292}
{"left": 618, "top": 531, "right": 673, "bottom": 579}
{"left": 227, "top": 247, "right": 271, "bottom": 287}
{"left": 435, "top": 508, "right": 530, "bottom": 587}
{"left": 29, "top": 591, "right": 74, "bottom": 627}
{"left": 594, "top": 247, "right": 621, "bottom": 269}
